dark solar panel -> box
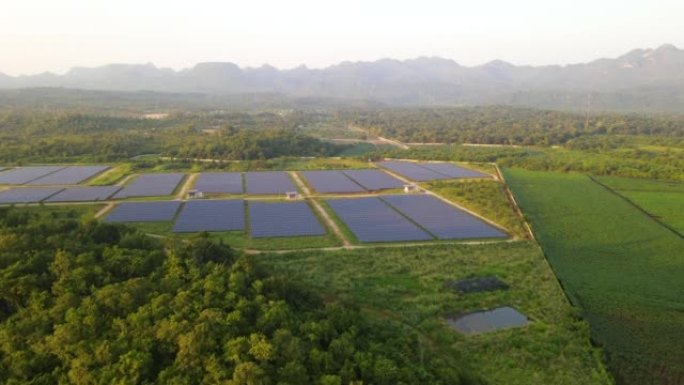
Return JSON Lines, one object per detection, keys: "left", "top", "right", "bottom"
{"left": 45, "top": 186, "right": 121, "bottom": 202}
{"left": 172, "top": 200, "right": 245, "bottom": 232}
{"left": 0, "top": 187, "right": 64, "bottom": 203}
{"left": 194, "top": 172, "right": 244, "bottom": 194}
{"left": 377, "top": 161, "right": 448, "bottom": 181}
{"left": 245, "top": 172, "right": 297, "bottom": 195}
{"left": 300, "top": 170, "right": 366, "bottom": 193}
{"left": 419, "top": 163, "right": 489, "bottom": 179}
{"left": 0, "top": 166, "right": 66, "bottom": 185}
{"left": 27, "top": 166, "right": 110, "bottom": 185}
{"left": 447, "top": 307, "right": 528, "bottom": 335}
{"left": 104, "top": 201, "right": 181, "bottom": 222}
{"left": 113, "top": 173, "right": 185, "bottom": 198}
{"left": 249, "top": 201, "right": 325, "bottom": 238}
{"left": 382, "top": 194, "right": 506, "bottom": 239}
{"left": 341, "top": 169, "right": 404, "bottom": 191}
{"left": 327, "top": 197, "right": 432, "bottom": 242}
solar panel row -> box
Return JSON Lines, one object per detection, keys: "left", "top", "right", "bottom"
{"left": 341, "top": 169, "right": 404, "bottom": 191}
{"left": 249, "top": 201, "right": 325, "bottom": 238}
{"left": 173, "top": 200, "right": 245, "bottom": 232}
{"left": 382, "top": 195, "right": 506, "bottom": 239}
{"left": 45, "top": 186, "right": 122, "bottom": 202}
{"left": 194, "top": 172, "right": 244, "bottom": 194}
{"left": 420, "top": 162, "right": 489, "bottom": 178}
{"left": 300, "top": 170, "right": 366, "bottom": 193}
{"left": 245, "top": 172, "right": 297, "bottom": 195}
{"left": 113, "top": 173, "right": 185, "bottom": 198}
{"left": 0, "top": 166, "right": 66, "bottom": 185}
{"left": 104, "top": 201, "right": 181, "bottom": 222}
{"left": 377, "top": 161, "right": 448, "bottom": 181}
{"left": 0, "top": 187, "right": 64, "bottom": 204}
{"left": 27, "top": 166, "right": 110, "bottom": 185}
{"left": 327, "top": 197, "right": 432, "bottom": 242}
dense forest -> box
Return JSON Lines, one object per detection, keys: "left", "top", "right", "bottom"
{"left": 0, "top": 207, "right": 475, "bottom": 384}
{"left": 343, "top": 107, "right": 684, "bottom": 145}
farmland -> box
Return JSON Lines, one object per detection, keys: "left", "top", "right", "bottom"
{"left": 503, "top": 168, "right": 684, "bottom": 385}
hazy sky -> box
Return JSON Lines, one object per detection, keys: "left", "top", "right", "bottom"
{"left": 1, "top": 0, "right": 682, "bottom": 75}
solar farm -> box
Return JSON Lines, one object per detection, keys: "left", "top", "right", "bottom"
{"left": 1, "top": 160, "right": 506, "bottom": 248}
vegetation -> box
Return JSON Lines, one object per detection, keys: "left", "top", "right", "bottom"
{"left": 594, "top": 176, "right": 684, "bottom": 235}
{"left": 0, "top": 207, "right": 479, "bottom": 384}
{"left": 503, "top": 168, "right": 684, "bottom": 385}
{"left": 259, "top": 242, "right": 611, "bottom": 385}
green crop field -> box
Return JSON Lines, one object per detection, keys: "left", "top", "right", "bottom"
{"left": 259, "top": 242, "right": 611, "bottom": 385}
{"left": 503, "top": 168, "right": 684, "bottom": 385}
{"left": 594, "top": 176, "right": 684, "bottom": 235}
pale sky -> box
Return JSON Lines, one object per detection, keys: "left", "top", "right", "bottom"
{"left": 1, "top": 0, "right": 682, "bottom": 76}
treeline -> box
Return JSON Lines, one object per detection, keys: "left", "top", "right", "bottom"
{"left": 0, "top": 110, "right": 346, "bottom": 163}
{"left": 342, "top": 106, "right": 684, "bottom": 145}
{"left": 0, "top": 208, "right": 475, "bottom": 385}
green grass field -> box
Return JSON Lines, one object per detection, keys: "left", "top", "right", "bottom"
{"left": 503, "top": 168, "right": 684, "bottom": 385}
{"left": 594, "top": 176, "right": 684, "bottom": 235}
{"left": 259, "top": 242, "right": 611, "bottom": 385}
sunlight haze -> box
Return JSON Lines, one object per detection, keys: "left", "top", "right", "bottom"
{"left": 1, "top": 0, "right": 683, "bottom": 75}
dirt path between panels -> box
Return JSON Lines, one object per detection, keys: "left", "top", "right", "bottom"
{"left": 289, "top": 171, "right": 352, "bottom": 247}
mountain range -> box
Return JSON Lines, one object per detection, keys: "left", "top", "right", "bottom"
{"left": 1, "top": 44, "right": 684, "bottom": 112}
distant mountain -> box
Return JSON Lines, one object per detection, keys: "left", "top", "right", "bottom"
{"left": 1, "top": 44, "right": 683, "bottom": 112}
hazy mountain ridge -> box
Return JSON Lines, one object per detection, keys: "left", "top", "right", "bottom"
{"left": 1, "top": 44, "right": 683, "bottom": 112}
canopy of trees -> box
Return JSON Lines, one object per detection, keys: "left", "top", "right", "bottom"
{"left": 0, "top": 208, "right": 475, "bottom": 385}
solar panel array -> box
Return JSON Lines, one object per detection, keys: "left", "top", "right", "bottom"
{"left": 447, "top": 307, "right": 528, "bottom": 335}
{"left": 420, "top": 163, "right": 489, "bottom": 178}
{"left": 194, "top": 172, "right": 244, "bottom": 194}
{"left": 327, "top": 197, "right": 432, "bottom": 242}
{"left": 0, "top": 166, "right": 66, "bottom": 185}
{"left": 379, "top": 161, "right": 489, "bottom": 181}
{"left": 104, "top": 201, "right": 181, "bottom": 222}
{"left": 249, "top": 201, "right": 325, "bottom": 238}
{"left": 45, "top": 186, "right": 121, "bottom": 202}
{"left": 27, "top": 166, "right": 110, "bottom": 185}
{"left": 245, "top": 172, "right": 297, "bottom": 195}
{"left": 382, "top": 194, "right": 506, "bottom": 239}
{"left": 113, "top": 173, "right": 185, "bottom": 198}
{"left": 0, "top": 187, "right": 64, "bottom": 204}
{"left": 173, "top": 200, "right": 245, "bottom": 232}
{"left": 377, "top": 161, "right": 449, "bottom": 181}
{"left": 300, "top": 170, "right": 366, "bottom": 193}
{"left": 341, "top": 169, "right": 404, "bottom": 191}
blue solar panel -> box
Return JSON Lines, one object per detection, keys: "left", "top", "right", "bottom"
{"left": 249, "top": 201, "right": 325, "bottom": 238}
{"left": 300, "top": 170, "right": 366, "bottom": 193}
{"left": 113, "top": 173, "right": 185, "bottom": 198}
{"left": 104, "top": 201, "right": 181, "bottom": 222}
{"left": 27, "top": 166, "right": 110, "bottom": 185}
{"left": 382, "top": 194, "right": 507, "bottom": 239}
{"left": 341, "top": 170, "right": 404, "bottom": 191}
{"left": 0, "top": 166, "right": 66, "bottom": 185}
{"left": 45, "top": 186, "right": 121, "bottom": 202}
{"left": 419, "top": 163, "right": 489, "bottom": 179}
{"left": 173, "top": 200, "right": 245, "bottom": 232}
{"left": 327, "top": 197, "right": 432, "bottom": 242}
{"left": 245, "top": 172, "right": 297, "bottom": 195}
{"left": 0, "top": 187, "right": 64, "bottom": 203}
{"left": 194, "top": 172, "right": 244, "bottom": 194}
{"left": 377, "top": 161, "right": 448, "bottom": 181}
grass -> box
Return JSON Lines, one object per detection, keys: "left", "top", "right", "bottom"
{"left": 594, "top": 176, "right": 684, "bottom": 235}
{"left": 88, "top": 164, "right": 133, "bottom": 185}
{"left": 10, "top": 204, "right": 105, "bottom": 220}
{"left": 503, "top": 168, "right": 684, "bottom": 385}
{"left": 336, "top": 142, "right": 377, "bottom": 156}
{"left": 425, "top": 179, "right": 528, "bottom": 239}
{"left": 258, "top": 242, "right": 611, "bottom": 385}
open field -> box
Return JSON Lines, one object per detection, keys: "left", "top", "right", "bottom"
{"left": 594, "top": 176, "right": 684, "bottom": 235}
{"left": 503, "top": 168, "right": 684, "bottom": 385}
{"left": 259, "top": 242, "right": 611, "bottom": 385}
